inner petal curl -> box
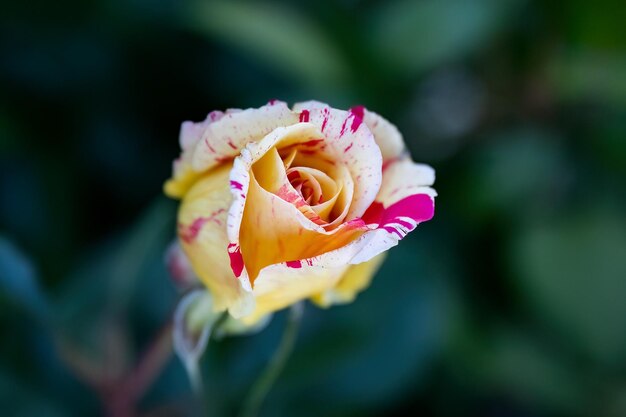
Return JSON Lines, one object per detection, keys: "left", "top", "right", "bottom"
{"left": 229, "top": 120, "right": 380, "bottom": 285}
{"left": 252, "top": 144, "right": 350, "bottom": 228}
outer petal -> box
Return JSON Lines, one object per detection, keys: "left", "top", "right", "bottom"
{"left": 178, "top": 165, "right": 254, "bottom": 318}
{"left": 292, "top": 101, "right": 383, "bottom": 220}
{"left": 164, "top": 112, "right": 224, "bottom": 198}
{"left": 375, "top": 158, "right": 436, "bottom": 204}
{"left": 294, "top": 100, "right": 406, "bottom": 163}
{"left": 362, "top": 109, "right": 406, "bottom": 162}
{"left": 242, "top": 263, "right": 350, "bottom": 325}
{"left": 311, "top": 253, "right": 386, "bottom": 307}
{"left": 278, "top": 157, "right": 436, "bottom": 272}
{"left": 191, "top": 100, "right": 299, "bottom": 173}
{"left": 165, "top": 101, "right": 298, "bottom": 199}
{"left": 244, "top": 243, "right": 382, "bottom": 324}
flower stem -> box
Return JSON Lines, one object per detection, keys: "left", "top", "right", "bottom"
{"left": 239, "top": 303, "right": 303, "bottom": 417}
{"left": 104, "top": 319, "right": 174, "bottom": 417}
{"left": 123, "top": 319, "right": 174, "bottom": 403}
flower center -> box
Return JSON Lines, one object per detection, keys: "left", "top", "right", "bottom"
{"left": 287, "top": 168, "right": 324, "bottom": 205}
{"left": 278, "top": 148, "right": 347, "bottom": 226}
{"left": 251, "top": 139, "right": 354, "bottom": 230}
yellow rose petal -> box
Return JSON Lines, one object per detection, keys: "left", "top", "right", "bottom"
{"left": 178, "top": 165, "right": 254, "bottom": 317}
{"left": 311, "top": 253, "right": 386, "bottom": 307}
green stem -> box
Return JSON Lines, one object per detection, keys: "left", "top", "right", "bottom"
{"left": 239, "top": 303, "right": 303, "bottom": 417}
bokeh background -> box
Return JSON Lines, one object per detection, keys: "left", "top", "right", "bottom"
{"left": 1, "top": 0, "right": 625, "bottom": 416}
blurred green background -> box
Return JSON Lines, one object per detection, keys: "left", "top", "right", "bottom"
{"left": 1, "top": 0, "right": 626, "bottom": 416}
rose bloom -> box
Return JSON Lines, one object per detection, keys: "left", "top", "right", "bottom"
{"left": 165, "top": 100, "right": 436, "bottom": 324}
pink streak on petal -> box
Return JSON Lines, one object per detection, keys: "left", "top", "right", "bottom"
{"left": 385, "top": 194, "right": 435, "bottom": 224}
{"left": 382, "top": 156, "right": 403, "bottom": 173}
{"left": 299, "top": 110, "right": 310, "bottom": 122}
{"left": 204, "top": 138, "right": 216, "bottom": 153}
{"left": 321, "top": 108, "right": 330, "bottom": 132}
{"left": 208, "top": 111, "right": 224, "bottom": 122}
{"left": 179, "top": 218, "right": 209, "bottom": 244}
{"left": 343, "top": 217, "right": 367, "bottom": 230}
{"left": 300, "top": 138, "right": 324, "bottom": 147}
{"left": 361, "top": 202, "right": 384, "bottom": 225}
{"left": 339, "top": 105, "right": 365, "bottom": 136}
{"left": 178, "top": 209, "right": 227, "bottom": 244}
{"left": 395, "top": 219, "right": 414, "bottom": 229}
{"left": 349, "top": 105, "right": 365, "bottom": 133}
{"left": 276, "top": 184, "right": 306, "bottom": 207}
{"left": 230, "top": 180, "right": 244, "bottom": 190}
{"left": 286, "top": 260, "right": 302, "bottom": 268}
{"left": 362, "top": 194, "right": 434, "bottom": 232}
{"left": 340, "top": 117, "right": 349, "bottom": 136}
{"left": 227, "top": 243, "right": 244, "bottom": 277}
{"left": 382, "top": 226, "right": 404, "bottom": 238}
{"left": 280, "top": 138, "right": 324, "bottom": 153}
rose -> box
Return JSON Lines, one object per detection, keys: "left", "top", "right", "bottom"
{"left": 165, "top": 100, "right": 436, "bottom": 324}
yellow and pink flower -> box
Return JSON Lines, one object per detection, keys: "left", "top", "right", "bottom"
{"left": 165, "top": 100, "right": 436, "bottom": 324}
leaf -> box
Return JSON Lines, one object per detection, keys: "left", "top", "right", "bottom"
{"left": 482, "top": 331, "right": 586, "bottom": 414}
{"left": 186, "top": 0, "right": 350, "bottom": 92}
{"left": 51, "top": 197, "right": 175, "bottom": 384}
{"left": 108, "top": 197, "right": 176, "bottom": 314}
{"left": 0, "top": 236, "right": 48, "bottom": 320}
{"left": 457, "top": 128, "right": 568, "bottom": 223}
{"left": 371, "top": 0, "right": 519, "bottom": 74}
{"left": 0, "top": 371, "right": 71, "bottom": 417}
{"left": 55, "top": 197, "right": 175, "bottom": 323}
{"left": 548, "top": 50, "right": 626, "bottom": 106}
{"left": 511, "top": 208, "right": 626, "bottom": 365}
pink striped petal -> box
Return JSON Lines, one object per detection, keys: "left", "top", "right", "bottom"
{"left": 292, "top": 101, "right": 382, "bottom": 220}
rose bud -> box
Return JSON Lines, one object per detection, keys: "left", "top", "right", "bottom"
{"left": 165, "top": 100, "right": 436, "bottom": 325}
{"left": 165, "top": 240, "right": 199, "bottom": 292}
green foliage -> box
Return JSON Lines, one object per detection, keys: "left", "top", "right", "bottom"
{"left": 514, "top": 209, "right": 626, "bottom": 365}
{"left": 188, "top": 1, "right": 350, "bottom": 96}
{"left": 371, "top": 0, "right": 521, "bottom": 74}
{"left": 0, "top": 237, "right": 48, "bottom": 319}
